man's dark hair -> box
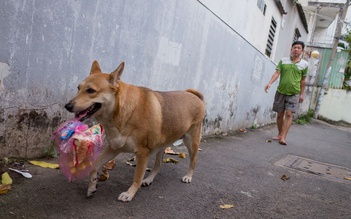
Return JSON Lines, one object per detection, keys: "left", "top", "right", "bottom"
{"left": 292, "top": 41, "right": 305, "bottom": 49}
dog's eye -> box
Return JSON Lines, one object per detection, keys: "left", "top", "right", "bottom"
{"left": 86, "top": 88, "right": 96, "bottom": 94}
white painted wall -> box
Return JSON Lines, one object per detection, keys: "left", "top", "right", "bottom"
{"left": 274, "top": 0, "right": 309, "bottom": 63}
{"left": 0, "top": 0, "right": 347, "bottom": 159}
{"left": 0, "top": 0, "right": 279, "bottom": 158}
{"left": 304, "top": 1, "right": 340, "bottom": 47}
{"left": 309, "top": 0, "right": 346, "bottom": 3}
{"left": 199, "top": 0, "right": 282, "bottom": 59}
{"left": 319, "top": 88, "right": 351, "bottom": 123}
{"left": 200, "top": 0, "right": 308, "bottom": 63}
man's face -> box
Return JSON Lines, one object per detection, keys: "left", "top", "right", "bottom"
{"left": 291, "top": 44, "right": 304, "bottom": 58}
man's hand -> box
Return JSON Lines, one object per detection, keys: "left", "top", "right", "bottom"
{"left": 264, "top": 84, "right": 270, "bottom": 93}
{"left": 299, "top": 94, "right": 304, "bottom": 103}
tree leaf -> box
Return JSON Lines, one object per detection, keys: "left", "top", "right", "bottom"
{"left": 2, "top": 172, "right": 13, "bottom": 185}
{"left": 29, "top": 160, "right": 59, "bottom": 169}
{"left": 220, "top": 204, "right": 234, "bottom": 209}
{"left": 0, "top": 184, "right": 11, "bottom": 194}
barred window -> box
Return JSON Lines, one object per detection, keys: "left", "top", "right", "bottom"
{"left": 265, "top": 17, "right": 277, "bottom": 57}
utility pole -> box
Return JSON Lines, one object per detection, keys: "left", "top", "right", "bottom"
{"left": 313, "top": 0, "right": 350, "bottom": 119}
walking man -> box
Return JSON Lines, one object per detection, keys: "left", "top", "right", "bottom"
{"left": 264, "top": 41, "right": 308, "bottom": 145}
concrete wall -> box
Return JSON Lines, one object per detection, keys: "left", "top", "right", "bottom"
{"left": 274, "top": 0, "right": 309, "bottom": 63}
{"left": 198, "top": 0, "right": 280, "bottom": 56}
{"left": 318, "top": 88, "right": 351, "bottom": 124}
{"left": 200, "top": 0, "right": 308, "bottom": 63}
{"left": 1, "top": 0, "right": 288, "bottom": 158}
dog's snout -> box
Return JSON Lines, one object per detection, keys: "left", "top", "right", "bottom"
{"left": 65, "top": 102, "right": 74, "bottom": 112}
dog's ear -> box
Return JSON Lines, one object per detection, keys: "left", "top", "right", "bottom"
{"left": 109, "top": 62, "right": 125, "bottom": 85}
{"left": 90, "top": 60, "right": 102, "bottom": 75}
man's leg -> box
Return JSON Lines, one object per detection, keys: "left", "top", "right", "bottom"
{"left": 274, "top": 111, "right": 284, "bottom": 140}
{"left": 280, "top": 110, "right": 293, "bottom": 145}
{"left": 272, "top": 91, "right": 285, "bottom": 140}
{"left": 279, "top": 93, "right": 299, "bottom": 145}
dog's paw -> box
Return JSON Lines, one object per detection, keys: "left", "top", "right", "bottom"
{"left": 118, "top": 191, "right": 134, "bottom": 202}
{"left": 181, "top": 175, "right": 192, "bottom": 183}
{"left": 86, "top": 188, "right": 97, "bottom": 198}
{"left": 141, "top": 179, "right": 153, "bottom": 187}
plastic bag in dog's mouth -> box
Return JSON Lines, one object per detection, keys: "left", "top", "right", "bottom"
{"left": 52, "top": 119, "right": 104, "bottom": 181}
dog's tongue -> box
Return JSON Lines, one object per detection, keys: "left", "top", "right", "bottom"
{"left": 75, "top": 110, "right": 88, "bottom": 121}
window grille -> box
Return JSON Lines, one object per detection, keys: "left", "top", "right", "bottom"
{"left": 265, "top": 17, "right": 277, "bottom": 57}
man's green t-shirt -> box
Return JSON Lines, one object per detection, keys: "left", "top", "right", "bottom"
{"left": 276, "top": 57, "right": 308, "bottom": 95}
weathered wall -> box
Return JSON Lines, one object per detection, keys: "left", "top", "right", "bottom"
{"left": 317, "top": 88, "right": 351, "bottom": 124}
{"left": 1, "top": 0, "right": 284, "bottom": 158}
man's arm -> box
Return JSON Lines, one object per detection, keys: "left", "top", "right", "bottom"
{"left": 264, "top": 70, "right": 280, "bottom": 93}
{"left": 299, "top": 76, "right": 306, "bottom": 103}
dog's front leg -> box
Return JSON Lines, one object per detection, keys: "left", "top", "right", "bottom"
{"left": 142, "top": 150, "right": 163, "bottom": 186}
{"left": 118, "top": 150, "right": 149, "bottom": 202}
{"left": 87, "top": 146, "right": 120, "bottom": 197}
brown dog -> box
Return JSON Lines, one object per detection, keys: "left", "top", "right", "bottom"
{"left": 65, "top": 61, "right": 205, "bottom": 202}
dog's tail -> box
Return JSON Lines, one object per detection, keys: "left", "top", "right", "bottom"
{"left": 186, "top": 89, "right": 204, "bottom": 101}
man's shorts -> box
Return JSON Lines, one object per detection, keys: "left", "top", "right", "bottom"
{"left": 272, "top": 91, "right": 299, "bottom": 113}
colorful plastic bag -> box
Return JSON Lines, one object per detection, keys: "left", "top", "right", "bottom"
{"left": 52, "top": 119, "right": 104, "bottom": 181}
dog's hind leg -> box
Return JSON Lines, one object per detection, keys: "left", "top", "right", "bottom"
{"left": 142, "top": 150, "right": 164, "bottom": 187}
{"left": 182, "top": 124, "right": 202, "bottom": 183}
{"left": 118, "top": 148, "right": 150, "bottom": 202}
{"left": 87, "top": 146, "right": 120, "bottom": 197}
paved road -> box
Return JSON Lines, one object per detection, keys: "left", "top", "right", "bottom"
{"left": 1, "top": 120, "right": 351, "bottom": 219}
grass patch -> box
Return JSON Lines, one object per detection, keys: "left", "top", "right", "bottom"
{"left": 43, "top": 142, "right": 58, "bottom": 158}
{"left": 295, "top": 110, "right": 314, "bottom": 125}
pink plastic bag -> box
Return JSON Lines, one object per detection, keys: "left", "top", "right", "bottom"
{"left": 52, "top": 119, "right": 104, "bottom": 181}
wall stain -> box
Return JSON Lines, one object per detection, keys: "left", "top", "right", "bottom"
{"left": 202, "top": 114, "right": 223, "bottom": 134}
{"left": 1, "top": 108, "right": 65, "bottom": 158}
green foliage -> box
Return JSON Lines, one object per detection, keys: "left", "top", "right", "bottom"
{"left": 343, "top": 74, "right": 351, "bottom": 90}
{"left": 343, "top": 62, "right": 351, "bottom": 90}
{"left": 341, "top": 30, "right": 351, "bottom": 89}
{"left": 295, "top": 110, "right": 314, "bottom": 125}
{"left": 338, "top": 42, "right": 346, "bottom": 49}
{"left": 43, "top": 143, "right": 58, "bottom": 158}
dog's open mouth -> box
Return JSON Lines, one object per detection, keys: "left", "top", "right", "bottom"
{"left": 75, "top": 103, "right": 102, "bottom": 121}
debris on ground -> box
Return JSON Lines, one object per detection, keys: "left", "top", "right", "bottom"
{"left": 220, "top": 204, "right": 234, "bottom": 209}
{"left": 266, "top": 140, "right": 272, "bottom": 143}
{"left": 281, "top": 174, "right": 290, "bottom": 181}
{"left": 164, "top": 147, "right": 179, "bottom": 155}
{"left": 126, "top": 156, "right": 137, "bottom": 167}
{"left": 344, "top": 177, "right": 351, "bottom": 181}
{"left": 2, "top": 157, "right": 9, "bottom": 166}
{"left": 173, "top": 139, "right": 183, "bottom": 146}
{"left": 8, "top": 168, "right": 32, "bottom": 178}
{"left": 29, "top": 161, "right": 59, "bottom": 169}
{"left": 163, "top": 157, "right": 179, "bottom": 164}
{"left": 0, "top": 172, "right": 13, "bottom": 195}
{"left": 125, "top": 156, "right": 151, "bottom": 171}
{"left": 239, "top": 128, "right": 247, "bottom": 133}
{"left": 98, "top": 169, "right": 110, "bottom": 181}
{"left": 103, "top": 160, "right": 116, "bottom": 170}
{"left": 0, "top": 184, "right": 11, "bottom": 195}
{"left": 178, "top": 153, "right": 186, "bottom": 159}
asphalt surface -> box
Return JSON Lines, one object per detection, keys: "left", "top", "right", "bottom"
{"left": 1, "top": 119, "right": 351, "bottom": 219}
